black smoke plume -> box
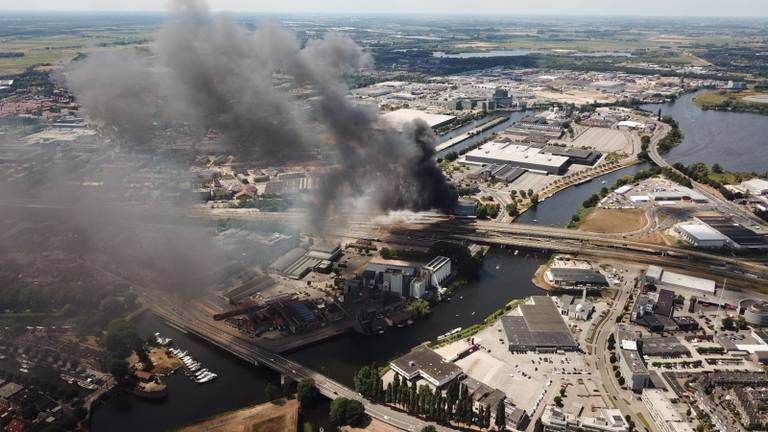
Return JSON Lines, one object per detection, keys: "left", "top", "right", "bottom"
{"left": 63, "top": 0, "right": 457, "bottom": 228}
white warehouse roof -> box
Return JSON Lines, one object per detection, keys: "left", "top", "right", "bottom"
{"left": 678, "top": 223, "right": 728, "bottom": 242}
{"left": 660, "top": 271, "right": 716, "bottom": 294}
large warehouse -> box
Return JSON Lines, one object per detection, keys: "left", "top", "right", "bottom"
{"left": 545, "top": 267, "right": 609, "bottom": 289}
{"left": 464, "top": 141, "right": 570, "bottom": 175}
{"left": 677, "top": 223, "right": 727, "bottom": 248}
{"left": 501, "top": 296, "right": 579, "bottom": 352}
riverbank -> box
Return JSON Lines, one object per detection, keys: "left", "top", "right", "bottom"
{"left": 694, "top": 89, "right": 768, "bottom": 116}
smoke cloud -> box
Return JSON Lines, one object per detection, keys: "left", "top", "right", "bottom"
{"left": 63, "top": 0, "right": 457, "bottom": 228}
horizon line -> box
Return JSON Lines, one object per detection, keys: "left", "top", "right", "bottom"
{"left": 1, "top": 9, "right": 768, "bottom": 19}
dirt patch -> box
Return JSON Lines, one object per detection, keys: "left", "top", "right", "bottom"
{"left": 149, "top": 348, "right": 181, "bottom": 375}
{"left": 178, "top": 399, "right": 298, "bottom": 432}
{"left": 578, "top": 208, "right": 646, "bottom": 234}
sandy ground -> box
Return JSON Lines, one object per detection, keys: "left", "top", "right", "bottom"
{"left": 578, "top": 208, "right": 647, "bottom": 234}
{"left": 178, "top": 399, "right": 298, "bottom": 432}
{"left": 149, "top": 347, "right": 182, "bottom": 375}
{"left": 343, "top": 419, "right": 401, "bottom": 432}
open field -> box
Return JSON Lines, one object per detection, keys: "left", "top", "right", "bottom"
{"left": 694, "top": 90, "right": 768, "bottom": 106}
{"left": 0, "top": 33, "right": 152, "bottom": 74}
{"left": 578, "top": 208, "right": 647, "bottom": 234}
{"left": 177, "top": 399, "right": 298, "bottom": 432}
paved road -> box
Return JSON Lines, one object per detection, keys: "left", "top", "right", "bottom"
{"left": 84, "top": 259, "right": 452, "bottom": 432}
{"left": 648, "top": 124, "right": 767, "bottom": 230}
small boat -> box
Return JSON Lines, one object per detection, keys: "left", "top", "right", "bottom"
{"left": 514, "top": 250, "right": 519, "bottom": 255}
{"left": 471, "top": 312, "right": 476, "bottom": 316}
{"left": 495, "top": 265, "right": 500, "bottom": 270}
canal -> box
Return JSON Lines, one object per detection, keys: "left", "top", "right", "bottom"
{"left": 641, "top": 91, "right": 768, "bottom": 173}
{"left": 91, "top": 249, "right": 546, "bottom": 431}
{"left": 514, "top": 163, "right": 653, "bottom": 227}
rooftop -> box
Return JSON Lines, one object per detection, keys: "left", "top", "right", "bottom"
{"left": 390, "top": 348, "right": 463, "bottom": 385}
{"left": 501, "top": 296, "right": 578, "bottom": 350}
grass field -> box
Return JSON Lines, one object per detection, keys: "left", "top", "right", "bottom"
{"left": 0, "top": 32, "right": 152, "bottom": 75}
{"left": 578, "top": 208, "right": 647, "bottom": 234}
{"left": 694, "top": 90, "right": 768, "bottom": 107}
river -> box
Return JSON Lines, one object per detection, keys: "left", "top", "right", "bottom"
{"left": 91, "top": 250, "right": 545, "bottom": 431}
{"left": 641, "top": 91, "right": 768, "bottom": 173}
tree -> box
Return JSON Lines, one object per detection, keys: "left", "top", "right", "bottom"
{"left": 409, "top": 299, "right": 431, "bottom": 320}
{"left": 297, "top": 378, "right": 320, "bottom": 408}
{"left": 530, "top": 194, "right": 539, "bottom": 206}
{"left": 554, "top": 396, "right": 563, "bottom": 407}
{"left": 108, "top": 359, "right": 129, "bottom": 384}
{"left": 421, "top": 427, "right": 438, "bottom": 432}
{"left": 722, "top": 317, "right": 735, "bottom": 331}
{"left": 330, "top": 397, "right": 365, "bottom": 426}
{"left": 264, "top": 382, "right": 280, "bottom": 401}
{"left": 495, "top": 400, "right": 506, "bottom": 430}
{"left": 527, "top": 189, "right": 534, "bottom": 199}
{"left": 712, "top": 163, "right": 723, "bottom": 174}
{"left": 104, "top": 319, "right": 140, "bottom": 359}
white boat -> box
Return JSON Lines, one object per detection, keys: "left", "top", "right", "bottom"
{"left": 437, "top": 327, "right": 463, "bottom": 340}
{"left": 514, "top": 250, "right": 519, "bottom": 255}
{"left": 495, "top": 265, "right": 500, "bottom": 269}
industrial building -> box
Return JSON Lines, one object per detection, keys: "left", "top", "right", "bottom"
{"left": 270, "top": 244, "right": 341, "bottom": 280}
{"left": 639, "top": 337, "right": 691, "bottom": 358}
{"left": 219, "top": 274, "right": 277, "bottom": 304}
{"left": 501, "top": 296, "right": 579, "bottom": 352}
{"left": 389, "top": 348, "right": 463, "bottom": 388}
{"left": 631, "top": 290, "right": 679, "bottom": 332}
{"left": 540, "top": 145, "right": 602, "bottom": 166}
{"left": 740, "top": 299, "right": 768, "bottom": 326}
{"left": 676, "top": 223, "right": 727, "bottom": 248}
{"left": 464, "top": 141, "right": 570, "bottom": 175}
{"left": 557, "top": 293, "right": 594, "bottom": 321}
{"left": 423, "top": 256, "right": 451, "bottom": 288}
{"left": 642, "top": 389, "right": 695, "bottom": 432}
{"left": 644, "top": 266, "right": 716, "bottom": 295}
{"left": 697, "top": 216, "right": 768, "bottom": 250}
{"left": 545, "top": 267, "right": 609, "bottom": 289}
{"left": 381, "top": 108, "right": 456, "bottom": 131}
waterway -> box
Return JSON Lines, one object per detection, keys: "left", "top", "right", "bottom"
{"left": 515, "top": 163, "right": 653, "bottom": 227}
{"left": 437, "top": 111, "right": 531, "bottom": 157}
{"left": 433, "top": 50, "right": 539, "bottom": 58}
{"left": 91, "top": 250, "right": 545, "bottom": 431}
{"left": 640, "top": 91, "right": 768, "bottom": 173}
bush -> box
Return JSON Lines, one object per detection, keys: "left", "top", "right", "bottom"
{"left": 329, "top": 397, "right": 365, "bottom": 426}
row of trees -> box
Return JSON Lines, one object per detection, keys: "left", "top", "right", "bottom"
{"left": 354, "top": 366, "right": 505, "bottom": 429}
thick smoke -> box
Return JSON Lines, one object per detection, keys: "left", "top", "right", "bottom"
{"left": 64, "top": 0, "right": 457, "bottom": 228}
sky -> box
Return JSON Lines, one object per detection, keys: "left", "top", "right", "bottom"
{"left": 2, "top": 0, "right": 768, "bottom": 17}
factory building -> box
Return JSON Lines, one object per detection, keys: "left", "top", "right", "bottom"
{"left": 644, "top": 266, "right": 716, "bottom": 295}
{"left": 423, "top": 256, "right": 451, "bottom": 288}
{"left": 389, "top": 348, "right": 463, "bottom": 388}
{"left": 501, "top": 296, "right": 579, "bottom": 352}
{"left": 642, "top": 389, "right": 695, "bottom": 432}
{"left": 676, "top": 223, "right": 727, "bottom": 248}
{"left": 697, "top": 216, "right": 768, "bottom": 250}
{"left": 545, "top": 267, "right": 609, "bottom": 289}
{"left": 740, "top": 299, "right": 768, "bottom": 326}
{"left": 540, "top": 145, "right": 602, "bottom": 166}
{"left": 411, "top": 277, "right": 427, "bottom": 299}
{"left": 464, "top": 141, "right": 570, "bottom": 175}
